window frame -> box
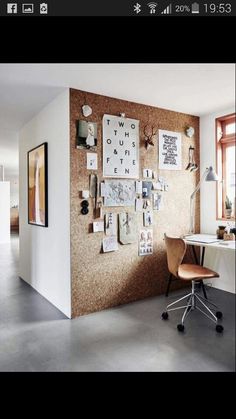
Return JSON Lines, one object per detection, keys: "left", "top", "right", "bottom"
{"left": 215, "top": 113, "right": 235, "bottom": 220}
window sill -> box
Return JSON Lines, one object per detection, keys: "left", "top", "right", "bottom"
{"left": 216, "top": 217, "right": 235, "bottom": 222}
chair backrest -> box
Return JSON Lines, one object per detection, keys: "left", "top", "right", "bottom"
{"left": 164, "top": 233, "right": 187, "bottom": 277}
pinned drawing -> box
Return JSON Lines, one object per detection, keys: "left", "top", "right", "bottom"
{"left": 139, "top": 229, "right": 153, "bottom": 256}
{"left": 119, "top": 212, "right": 137, "bottom": 244}
{"left": 104, "top": 179, "right": 136, "bottom": 207}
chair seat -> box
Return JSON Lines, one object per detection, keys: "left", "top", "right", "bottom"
{"left": 178, "top": 264, "right": 219, "bottom": 281}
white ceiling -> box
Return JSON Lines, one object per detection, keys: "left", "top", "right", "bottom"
{"left": 0, "top": 63, "right": 235, "bottom": 175}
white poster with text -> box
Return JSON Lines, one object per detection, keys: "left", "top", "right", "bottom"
{"left": 103, "top": 114, "right": 139, "bottom": 178}
{"left": 159, "top": 129, "right": 182, "bottom": 170}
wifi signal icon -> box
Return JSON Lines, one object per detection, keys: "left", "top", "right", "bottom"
{"left": 148, "top": 2, "right": 157, "bottom": 14}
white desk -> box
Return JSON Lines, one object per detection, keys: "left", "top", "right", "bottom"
{"left": 184, "top": 234, "right": 235, "bottom": 294}
{"left": 184, "top": 234, "right": 235, "bottom": 252}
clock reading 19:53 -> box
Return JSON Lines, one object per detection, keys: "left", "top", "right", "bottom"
{"left": 204, "top": 3, "right": 232, "bottom": 13}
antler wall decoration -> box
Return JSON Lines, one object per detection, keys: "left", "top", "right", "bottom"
{"left": 144, "top": 125, "right": 158, "bottom": 149}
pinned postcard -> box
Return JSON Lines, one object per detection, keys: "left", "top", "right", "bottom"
{"left": 93, "top": 220, "right": 104, "bottom": 233}
{"left": 139, "top": 229, "right": 153, "bottom": 256}
{"left": 87, "top": 153, "right": 98, "bottom": 170}
{"left": 103, "top": 236, "right": 118, "bottom": 253}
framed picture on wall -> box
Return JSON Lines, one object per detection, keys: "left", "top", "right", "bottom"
{"left": 28, "top": 142, "right": 48, "bottom": 227}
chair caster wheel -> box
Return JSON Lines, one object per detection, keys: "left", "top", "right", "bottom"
{"left": 216, "top": 311, "right": 223, "bottom": 319}
{"left": 177, "top": 324, "right": 185, "bottom": 332}
{"left": 216, "top": 324, "right": 224, "bottom": 333}
{"left": 162, "top": 312, "right": 168, "bottom": 320}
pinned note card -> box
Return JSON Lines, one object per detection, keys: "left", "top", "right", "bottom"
{"left": 143, "top": 168, "right": 153, "bottom": 179}
{"left": 87, "top": 153, "right": 98, "bottom": 170}
{"left": 93, "top": 220, "right": 104, "bottom": 233}
{"left": 135, "top": 198, "right": 143, "bottom": 212}
{"left": 103, "top": 236, "right": 118, "bottom": 253}
{"left": 105, "top": 212, "right": 117, "bottom": 236}
{"left": 135, "top": 180, "right": 142, "bottom": 194}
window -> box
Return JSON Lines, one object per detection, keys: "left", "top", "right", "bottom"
{"left": 216, "top": 113, "right": 236, "bottom": 220}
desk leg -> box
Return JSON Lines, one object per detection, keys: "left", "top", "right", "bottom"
{"left": 200, "top": 246, "right": 207, "bottom": 299}
{"left": 201, "top": 247, "right": 205, "bottom": 266}
{"left": 191, "top": 245, "right": 207, "bottom": 299}
{"left": 191, "top": 245, "right": 199, "bottom": 264}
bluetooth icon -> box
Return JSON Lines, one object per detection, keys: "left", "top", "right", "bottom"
{"left": 134, "top": 3, "right": 141, "bottom": 14}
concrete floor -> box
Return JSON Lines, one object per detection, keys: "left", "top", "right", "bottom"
{"left": 0, "top": 234, "right": 235, "bottom": 372}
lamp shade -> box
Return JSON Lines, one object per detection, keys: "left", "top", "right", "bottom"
{"left": 205, "top": 166, "right": 219, "bottom": 181}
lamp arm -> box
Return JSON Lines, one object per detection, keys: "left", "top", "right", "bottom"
{"left": 190, "top": 168, "right": 209, "bottom": 199}
{"left": 189, "top": 168, "right": 209, "bottom": 234}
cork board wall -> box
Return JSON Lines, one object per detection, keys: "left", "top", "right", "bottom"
{"left": 70, "top": 88, "right": 200, "bottom": 318}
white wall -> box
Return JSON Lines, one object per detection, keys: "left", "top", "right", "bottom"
{"left": 0, "top": 182, "right": 10, "bottom": 244}
{"left": 0, "top": 129, "right": 19, "bottom": 207}
{"left": 200, "top": 107, "right": 235, "bottom": 293}
{"left": 7, "top": 174, "right": 19, "bottom": 207}
{"left": 19, "top": 89, "right": 71, "bottom": 317}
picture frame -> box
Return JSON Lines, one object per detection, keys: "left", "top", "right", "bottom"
{"left": 27, "top": 142, "right": 48, "bottom": 227}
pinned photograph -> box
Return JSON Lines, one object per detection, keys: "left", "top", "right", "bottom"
{"left": 142, "top": 181, "right": 152, "bottom": 198}
{"left": 76, "top": 120, "right": 97, "bottom": 150}
{"left": 153, "top": 193, "right": 162, "bottom": 210}
{"left": 143, "top": 211, "right": 153, "bottom": 226}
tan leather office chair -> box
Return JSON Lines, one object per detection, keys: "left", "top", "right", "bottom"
{"left": 162, "top": 234, "right": 224, "bottom": 333}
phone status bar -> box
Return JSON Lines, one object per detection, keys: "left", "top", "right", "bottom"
{"left": 0, "top": 1, "right": 235, "bottom": 16}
